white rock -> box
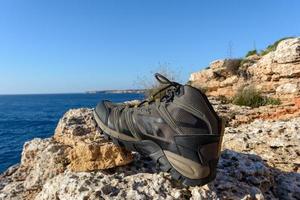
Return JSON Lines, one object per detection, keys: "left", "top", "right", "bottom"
{"left": 276, "top": 83, "right": 299, "bottom": 94}
{"left": 274, "top": 38, "right": 300, "bottom": 64}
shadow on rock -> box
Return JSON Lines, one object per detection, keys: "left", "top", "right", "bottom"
{"left": 190, "top": 149, "right": 299, "bottom": 200}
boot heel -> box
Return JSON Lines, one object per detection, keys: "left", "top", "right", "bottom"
{"left": 169, "top": 121, "right": 224, "bottom": 186}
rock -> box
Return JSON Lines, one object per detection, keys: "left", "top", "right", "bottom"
{"left": 220, "top": 75, "right": 239, "bottom": 87}
{"left": 271, "top": 63, "right": 300, "bottom": 78}
{"left": 21, "top": 138, "right": 70, "bottom": 189}
{"left": 190, "top": 69, "right": 214, "bottom": 83}
{"left": 1, "top": 107, "right": 300, "bottom": 199}
{"left": 222, "top": 118, "right": 300, "bottom": 199}
{"left": 190, "top": 59, "right": 242, "bottom": 89}
{"left": 274, "top": 38, "right": 300, "bottom": 64}
{"left": 190, "top": 149, "right": 278, "bottom": 200}
{"left": 0, "top": 108, "right": 133, "bottom": 200}
{"left": 254, "top": 52, "right": 275, "bottom": 73}
{"left": 54, "top": 108, "right": 101, "bottom": 145}
{"left": 31, "top": 149, "right": 280, "bottom": 200}
{"left": 274, "top": 172, "right": 300, "bottom": 199}
{"left": 210, "top": 59, "right": 242, "bottom": 77}
{"left": 210, "top": 59, "right": 225, "bottom": 70}
{"left": 190, "top": 37, "right": 300, "bottom": 100}
{"left": 2, "top": 45, "right": 300, "bottom": 200}
{"left": 209, "top": 96, "right": 300, "bottom": 127}
{"left": 0, "top": 164, "right": 19, "bottom": 192}
{"left": 0, "top": 138, "right": 70, "bottom": 199}
{"left": 276, "top": 83, "right": 299, "bottom": 94}
{"left": 246, "top": 54, "right": 261, "bottom": 60}
{"left": 21, "top": 151, "right": 188, "bottom": 200}
{"left": 67, "top": 140, "right": 133, "bottom": 172}
{"left": 223, "top": 118, "right": 300, "bottom": 173}
{"left": 54, "top": 108, "right": 133, "bottom": 172}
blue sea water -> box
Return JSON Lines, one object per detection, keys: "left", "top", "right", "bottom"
{"left": 0, "top": 93, "right": 144, "bottom": 173}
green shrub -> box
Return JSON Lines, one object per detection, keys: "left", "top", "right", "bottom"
{"left": 260, "top": 37, "right": 294, "bottom": 56}
{"left": 245, "top": 50, "right": 257, "bottom": 57}
{"left": 265, "top": 97, "right": 281, "bottom": 105}
{"left": 232, "top": 86, "right": 281, "bottom": 108}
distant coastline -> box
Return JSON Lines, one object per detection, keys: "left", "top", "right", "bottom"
{"left": 86, "top": 89, "right": 145, "bottom": 94}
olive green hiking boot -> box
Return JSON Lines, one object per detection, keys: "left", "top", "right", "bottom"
{"left": 93, "top": 73, "right": 224, "bottom": 186}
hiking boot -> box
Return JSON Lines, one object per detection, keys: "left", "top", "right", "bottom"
{"left": 93, "top": 73, "right": 224, "bottom": 186}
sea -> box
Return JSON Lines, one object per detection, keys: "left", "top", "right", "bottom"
{"left": 0, "top": 93, "right": 144, "bottom": 173}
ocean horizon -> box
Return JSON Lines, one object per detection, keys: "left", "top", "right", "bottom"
{"left": 0, "top": 93, "right": 144, "bottom": 173}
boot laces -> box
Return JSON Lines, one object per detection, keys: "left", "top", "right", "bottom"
{"left": 137, "top": 73, "right": 181, "bottom": 107}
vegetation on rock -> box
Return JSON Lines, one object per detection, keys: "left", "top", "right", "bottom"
{"left": 232, "top": 86, "right": 281, "bottom": 108}
{"left": 260, "top": 37, "right": 294, "bottom": 56}
{"left": 190, "top": 37, "right": 300, "bottom": 101}
{"left": 245, "top": 49, "right": 258, "bottom": 57}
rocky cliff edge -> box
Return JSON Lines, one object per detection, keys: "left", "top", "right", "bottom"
{"left": 1, "top": 37, "right": 300, "bottom": 200}
{"left": 190, "top": 37, "right": 300, "bottom": 101}
{"left": 0, "top": 105, "right": 299, "bottom": 199}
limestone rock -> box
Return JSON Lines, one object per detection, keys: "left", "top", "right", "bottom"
{"left": 222, "top": 118, "right": 300, "bottom": 199}
{"left": 276, "top": 83, "right": 299, "bottom": 94}
{"left": 190, "top": 37, "right": 300, "bottom": 100}
{"left": 68, "top": 141, "right": 133, "bottom": 172}
{"left": 0, "top": 108, "right": 133, "bottom": 200}
{"left": 223, "top": 118, "right": 300, "bottom": 173}
{"left": 54, "top": 108, "right": 101, "bottom": 146}
{"left": 21, "top": 138, "right": 70, "bottom": 189}
{"left": 192, "top": 150, "right": 275, "bottom": 200}
{"left": 274, "top": 37, "right": 300, "bottom": 64}
{"left": 1, "top": 106, "right": 300, "bottom": 199}
{"left": 271, "top": 63, "right": 300, "bottom": 78}
{"left": 209, "top": 96, "right": 300, "bottom": 127}
{"left": 255, "top": 52, "right": 275, "bottom": 73}
{"left": 0, "top": 164, "right": 19, "bottom": 191}
{"left": 32, "top": 150, "right": 278, "bottom": 200}
{"left": 0, "top": 138, "right": 70, "bottom": 199}
{"left": 220, "top": 75, "right": 239, "bottom": 87}
{"left": 190, "top": 69, "right": 214, "bottom": 83}
{"left": 246, "top": 54, "right": 261, "bottom": 60}
{"left": 210, "top": 59, "right": 225, "bottom": 70}
{"left": 54, "top": 108, "right": 133, "bottom": 171}
{"left": 210, "top": 59, "right": 242, "bottom": 77}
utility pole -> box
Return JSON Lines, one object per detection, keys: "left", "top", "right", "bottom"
{"left": 227, "top": 41, "right": 233, "bottom": 58}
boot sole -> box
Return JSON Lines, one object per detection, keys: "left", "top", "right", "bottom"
{"left": 93, "top": 110, "right": 223, "bottom": 186}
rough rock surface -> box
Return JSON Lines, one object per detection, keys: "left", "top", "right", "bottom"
{"left": 1, "top": 38, "right": 300, "bottom": 198}
{"left": 0, "top": 109, "right": 133, "bottom": 200}
{"left": 0, "top": 138, "right": 70, "bottom": 200}
{"left": 54, "top": 108, "right": 133, "bottom": 172}
{"left": 210, "top": 96, "right": 300, "bottom": 127}
{"left": 1, "top": 107, "right": 299, "bottom": 199}
{"left": 223, "top": 118, "right": 300, "bottom": 173}
{"left": 33, "top": 150, "right": 279, "bottom": 200}
{"left": 274, "top": 37, "right": 300, "bottom": 64}
{"left": 190, "top": 37, "right": 300, "bottom": 100}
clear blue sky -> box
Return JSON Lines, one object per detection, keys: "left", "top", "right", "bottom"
{"left": 0, "top": 0, "right": 299, "bottom": 94}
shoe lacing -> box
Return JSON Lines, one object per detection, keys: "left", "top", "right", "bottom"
{"left": 111, "top": 73, "right": 181, "bottom": 130}
{"left": 137, "top": 73, "right": 181, "bottom": 107}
